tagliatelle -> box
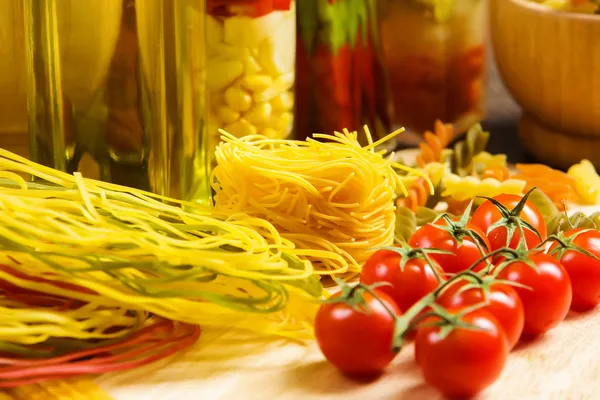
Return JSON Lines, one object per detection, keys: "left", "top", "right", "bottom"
{"left": 211, "top": 127, "right": 432, "bottom": 275}
{"left": 0, "top": 148, "right": 323, "bottom": 340}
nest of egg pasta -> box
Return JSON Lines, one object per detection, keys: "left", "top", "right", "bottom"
{"left": 211, "top": 127, "right": 430, "bottom": 277}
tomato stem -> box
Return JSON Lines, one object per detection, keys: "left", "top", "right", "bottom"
{"left": 357, "top": 284, "right": 403, "bottom": 323}
{"left": 431, "top": 202, "right": 490, "bottom": 256}
{"left": 379, "top": 243, "right": 450, "bottom": 283}
{"left": 478, "top": 187, "right": 542, "bottom": 247}
{"left": 322, "top": 279, "right": 393, "bottom": 315}
{"left": 544, "top": 231, "right": 600, "bottom": 261}
{"left": 464, "top": 246, "right": 517, "bottom": 273}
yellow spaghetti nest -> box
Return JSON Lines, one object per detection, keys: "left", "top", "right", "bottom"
{"left": 211, "top": 127, "right": 431, "bottom": 275}
{"left": 0, "top": 149, "right": 323, "bottom": 340}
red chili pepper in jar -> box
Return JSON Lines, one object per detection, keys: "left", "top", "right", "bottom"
{"left": 207, "top": 0, "right": 292, "bottom": 18}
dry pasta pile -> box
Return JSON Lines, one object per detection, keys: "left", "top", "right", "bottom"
{"left": 211, "top": 128, "right": 431, "bottom": 275}
{"left": 394, "top": 120, "right": 600, "bottom": 235}
{"left": 0, "top": 149, "right": 323, "bottom": 344}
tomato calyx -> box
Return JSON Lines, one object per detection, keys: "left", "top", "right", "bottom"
{"left": 544, "top": 230, "right": 600, "bottom": 261}
{"left": 321, "top": 278, "right": 394, "bottom": 314}
{"left": 379, "top": 242, "right": 449, "bottom": 282}
{"left": 323, "top": 279, "right": 408, "bottom": 353}
{"left": 413, "top": 302, "right": 490, "bottom": 339}
{"left": 478, "top": 187, "right": 542, "bottom": 247}
{"left": 440, "top": 270, "right": 528, "bottom": 303}
{"left": 431, "top": 202, "right": 489, "bottom": 252}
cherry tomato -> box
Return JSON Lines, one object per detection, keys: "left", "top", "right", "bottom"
{"left": 471, "top": 193, "right": 546, "bottom": 251}
{"left": 495, "top": 252, "right": 572, "bottom": 336}
{"left": 408, "top": 221, "right": 491, "bottom": 274}
{"left": 437, "top": 281, "right": 524, "bottom": 350}
{"left": 550, "top": 228, "right": 600, "bottom": 311}
{"left": 359, "top": 249, "right": 444, "bottom": 312}
{"left": 315, "top": 289, "right": 400, "bottom": 376}
{"left": 415, "top": 308, "right": 508, "bottom": 398}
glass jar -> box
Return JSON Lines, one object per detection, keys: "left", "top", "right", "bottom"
{"left": 0, "top": 0, "right": 27, "bottom": 148}
{"left": 205, "top": 0, "right": 296, "bottom": 149}
{"left": 380, "top": 0, "right": 488, "bottom": 136}
{"left": 23, "top": 0, "right": 210, "bottom": 203}
{"left": 295, "top": 0, "right": 393, "bottom": 144}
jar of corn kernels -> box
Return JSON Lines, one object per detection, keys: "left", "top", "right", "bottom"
{"left": 206, "top": 0, "right": 295, "bottom": 147}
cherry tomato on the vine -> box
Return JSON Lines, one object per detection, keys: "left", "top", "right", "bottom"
{"left": 408, "top": 221, "right": 491, "bottom": 274}
{"left": 415, "top": 308, "right": 508, "bottom": 398}
{"left": 495, "top": 252, "right": 572, "bottom": 336}
{"left": 360, "top": 249, "right": 444, "bottom": 312}
{"left": 437, "top": 281, "right": 524, "bottom": 350}
{"left": 471, "top": 193, "right": 546, "bottom": 251}
{"left": 314, "top": 289, "right": 400, "bottom": 376}
{"left": 550, "top": 228, "right": 600, "bottom": 312}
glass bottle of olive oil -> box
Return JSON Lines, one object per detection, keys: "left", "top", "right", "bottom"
{"left": 0, "top": 0, "right": 28, "bottom": 154}
{"left": 23, "top": 0, "right": 209, "bottom": 204}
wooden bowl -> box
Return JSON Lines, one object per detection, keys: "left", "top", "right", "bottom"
{"left": 490, "top": 0, "right": 600, "bottom": 168}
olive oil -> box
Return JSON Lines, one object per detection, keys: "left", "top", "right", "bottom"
{"left": 23, "top": 0, "right": 210, "bottom": 204}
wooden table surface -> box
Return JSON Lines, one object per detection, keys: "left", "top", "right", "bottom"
{"left": 95, "top": 260, "right": 600, "bottom": 400}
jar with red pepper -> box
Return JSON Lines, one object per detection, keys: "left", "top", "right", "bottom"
{"left": 379, "top": 0, "right": 488, "bottom": 137}
{"left": 295, "top": 0, "right": 393, "bottom": 144}
{"left": 206, "top": 0, "right": 296, "bottom": 148}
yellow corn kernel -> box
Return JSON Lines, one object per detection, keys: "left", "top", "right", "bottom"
{"left": 244, "top": 54, "right": 262, "bottom": 75}
{"left": 224, "top": 118, "right": 258, "bottom": 137}
{"left": 270, "top": 112, "right": 294, "bottom": 133}
{"left": 245, "top": 102, "right": 272, "bottom": 126}
{"left": 224, "top": 86, "right": 252, "bottom": 112}
{"left": 270, "top": 92, "right": 294, "bottom": 112}
{"left": 217, "top": 106, "right": 241, "bottom": 125}
{"left": 241, "top": 74, "right": 273, "bottom": 92}
{"left": 207, "top": 60, "right": 244, "bottom": 91}
{"left": 253, "top": 73, "right": 294, "bottom": 102}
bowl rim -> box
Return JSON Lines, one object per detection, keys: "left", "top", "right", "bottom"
{"left": 508, "top": 0, "right": 600, "bottom": 21}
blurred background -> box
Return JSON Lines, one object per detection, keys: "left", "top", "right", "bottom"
{"left": 0, "top": 0, "right": 596, "bottom": 201}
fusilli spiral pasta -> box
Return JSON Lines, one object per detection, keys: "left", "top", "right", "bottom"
{"left": 395, "top": 206, "right": 418, "bottom": 242}
{"left": 416, "top": 120, "right": 454, "bottom": 168}
{"left": 447, "top": 123, "right": 490, "bottom": 176}
{"left": 481, "top": 165, "right": 511, "bottom": 181}
{"left": 445, "top": 197, "right": 473, "bottom": 216}
{"left": 526, "top": 187, "right": 559, "bottom": 225}
{"left": 469, "top": 151, "right": 511, "bottom": 181}
{"left": 547, "top": 211, "right": 600, "bottom": 235}
{"left": 396, "top": 177, "right": 430, "bottom": 211}
{"left": 415, "top": 207, "right": 445, "bottom": 226}
{"left": 441, "top": 174, "right": 526, "bottom": 202}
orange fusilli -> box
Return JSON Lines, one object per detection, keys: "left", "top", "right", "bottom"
{"left": 416, "top": 120, "right": 454, "bottom": 168}
{"left": 396, "top": 177, "right": 430, "bottom": 211}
